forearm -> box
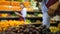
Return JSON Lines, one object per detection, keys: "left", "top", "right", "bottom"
{"left": 15, "top": 12, "right": 22, "bottom": 17}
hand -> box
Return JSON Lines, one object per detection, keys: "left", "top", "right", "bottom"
{"left": 48, "top": 8, "right": 55, "bottom": 17}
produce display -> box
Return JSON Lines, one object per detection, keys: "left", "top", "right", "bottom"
{"left": 0, "top": 13, "right": 17, "bottom": 17}
{"left": 0, "top": 13, "right": 9, "bottom": 17}
{"left": 11, "top": 1, "right": 21, "bottom": 6}
{"left": 35, "top": 20, "right": 42, "bottom": 24}
{"left": 0, "top": 1, "right": 33, "bottom": 11}
{"left": 26, "top": 19, "right": 31, "bottom": 24}
{"left": 0, "top": 13, "right": 43, "bottom": 17}
{"left": 27, "top": 13, "right": 43, "bottom": 17}
{"left": 0, "top": 24, "right": 60, "bottom": 34}
{"left": 23, "top": 2, "right": 31, "bottom": 7}
{"left": 0, "top": 13, "right": 56, "bottom": 23}
{"left": 50, "top": 26, "right": 59, "bottom": 32}
{"left": 0, "top": 20, "right": 24, "bottom": 32}
{"left": 51, "top": 15, "right": 60, "bottom": 21}
{"left": 14, "top": 0, "right": 25, "bottom": 2}
{"left": 0, "top": 25, "right": 41, "bottom": 34}
{"left": 0, "top": 5, "right": 21, "bottom": 11}
{"left": 0, "top": 0, "right": 6, "bottom": 1}
{"left": 0, "top": 1, "right": 30, "bottom": 6}
{"left": 0, "top": 1, "right": 10, "bottom": 5}
{"left": 0, "top": 0, "right": 60, "bottom": 34}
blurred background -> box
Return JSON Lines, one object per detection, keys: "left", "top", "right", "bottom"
{"left": 0, "top": 0, "right": 60, "bottom": 34}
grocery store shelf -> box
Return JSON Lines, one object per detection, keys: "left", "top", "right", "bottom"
{"left": 0, "top": 16, "right": 19, "bottom": 18}
{"left": 30, "top": 22, "right": 57, "bottom": 24}
{"left": 0, "top": 10, "right": 42, "bottom": 13}
{"left": 0, "top": 16, "right": 42, "bottom": 18}
{"left": 26, "top": 17, "right": 42, "bottom": 18}
{"left": 0, "top": 10, "right": 18, "bottom": 13}
{"left": 21, "top": 22, "right": 58, "bottom": 26}
{"left": 1, "top": 16, "right": 58, "bottom": 21}
{"left": 31, "top": 22, "right": 42, "bottom": 24}
{"left": 27, "top": 11, "right": 42, "bottom": 13}
{"left": 0, "top": 16, "right": 19, "bottom": 20}
{"left": 0, "top": 16, "right": 60, "bottom": 22}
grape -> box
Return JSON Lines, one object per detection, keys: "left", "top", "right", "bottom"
{"left": 20, "top": 33, "right": 24, "bottom": 34}
{"left": 29, "top": 32, "right": 32, "bottom": 34}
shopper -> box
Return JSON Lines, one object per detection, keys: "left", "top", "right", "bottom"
{"left": 40, "top": 0, "right": 50, "bottom": 29}
{"left": 40, "top": 0, "right": 59, "bottom": 31}
{"left": 15, "top": 3, "right": 27, "bottom": 22}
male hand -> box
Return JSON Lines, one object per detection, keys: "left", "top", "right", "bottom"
{"left": 48, "top": 1, "right": 59, "bottom": 17}
{"left": 48, "top": 8, "right": 55, "bottom": 17}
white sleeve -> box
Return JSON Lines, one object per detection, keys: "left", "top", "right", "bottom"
{"left": 21, "top": 8, "right": 27, "bottom": 18}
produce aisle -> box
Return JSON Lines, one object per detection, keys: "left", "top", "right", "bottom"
{"left": 0, "top": 0, "right": 60, "bottom": 34}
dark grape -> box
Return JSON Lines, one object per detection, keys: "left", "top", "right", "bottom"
{"left": 29, "top": 32, "right": 32, "bottom": 34}
{"left": 19, "top": 26, "right": 24, "bottom": 29}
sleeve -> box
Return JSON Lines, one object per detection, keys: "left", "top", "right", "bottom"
{"left": 21, "top": 8, "right": 27, "bottom": 18}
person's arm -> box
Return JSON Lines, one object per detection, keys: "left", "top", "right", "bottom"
{"left": 15, "top": 12, "right": 22, "bottom": 17}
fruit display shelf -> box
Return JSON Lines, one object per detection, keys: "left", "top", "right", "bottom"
{"left": 0, "top": 16, "right": 42, "bottom": 20}
{"left": 29, "top": 23, "right": 58, "bottom": 26}
{"left": 0, "top": 10, "right": 42, "bottom": 13}
{"left": 27, "top": 11, "right": 42, "bottom": 14}
{"left": 0, "top": 24, "right": 60, "bottom": 34}
{"left": 0, "top": 10, "right": 60, "bottom": 27}
{"left": 0, "top": 10, "right": 42, "bottom": 20}
{"left": 26, "top": 17, "right": 42, "bottom": 19}
{"left": 0, "top": 10, "right": 19, "bottom": 13}
{"left": 0, "top": 16, "right": 19, "bottom": 18}
{"left": 0, "top": 16, "right": 19, "bottom": 20}
{"left": 0, "top": 10, "right": 60, "bottom": 21}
